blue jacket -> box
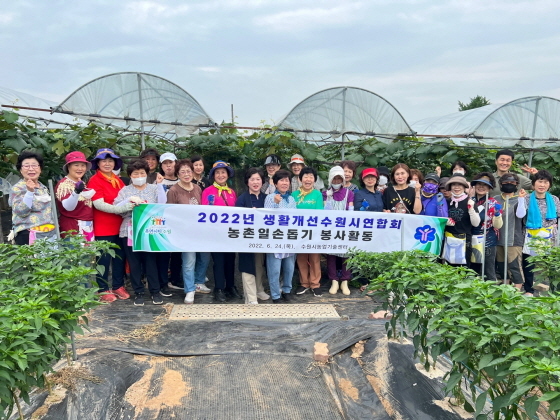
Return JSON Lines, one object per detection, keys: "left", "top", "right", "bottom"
{"left": 420, "top": 193, "right": 448, "bottom": 217}
{"left": 353, "top": 188, "right": 384, "bottom": 212}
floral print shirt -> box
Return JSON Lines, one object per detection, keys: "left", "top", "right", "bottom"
{"left": 9, "top": 179, "right": 55, "bottom": 234}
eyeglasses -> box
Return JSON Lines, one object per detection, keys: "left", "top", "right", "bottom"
{"left": 22, "top": 164, "right": 40, "bottom": 169}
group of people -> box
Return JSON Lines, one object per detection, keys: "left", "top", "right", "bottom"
{"left": 9, "top": 147, "right": 559, "bottom": 307}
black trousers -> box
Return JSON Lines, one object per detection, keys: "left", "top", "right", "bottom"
{"left": 471, "top": 246, "right": 497, "bottom": 281}
{"left": 124, "top": 245, "right": 160, "bottom": 296}
{"left": 156, "top": 252, "right": 183, "bottom": 288}
{"left": 15, "top": 229, "right": 30, "bottom": 246}
{"left": 522, "top": 253, "right": 534, "bottom": 294}
{"left": 211, "top": 252, "right": 235, "bottom": 290}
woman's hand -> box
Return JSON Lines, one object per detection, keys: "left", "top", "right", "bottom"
{"left": 518, "top": 188, "right": 528, "bottom": 198}
{"left": 274, "top": 194, "right": 282, "bottom": 204}
{"left": 26, "top": 179, "right": 39, "bottom": 192}
{"left": 156, "top": 173, "right": 164, "bottom": 184}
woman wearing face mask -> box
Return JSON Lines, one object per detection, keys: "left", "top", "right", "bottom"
{"left": 419, "top": 173, "right": 448, "bottom": 217}
{"left": 469, "top": 173, "right": 503, "bottom": 282}
{"left": 382, "top": 164, "right": 422, "bottom": 214}
{"left": 236, "top": 168, "right": 270, "bottom": 304}
{"left": 88, "top": 148, "right": 134, "bottom": 302}
{"left": 167, "top": 159, "right": 203, "bottom": 304}
{"left": 323, "top": 166, "right": 355, "bottom": 295}
{"left": 450, "top": 161, "right": 468, "bottom": 178}
{"left": 292, "top": 167, "right": 324, "bottom": 297}
{"left": 376, "top": 166, "right": 390, "bottom": 193}
{"left": 492, "top": 174, "right": 526, "bottom": 291}
{"left": 409, "top": 169, "right": 424, "bottom": 189}
{"left": 55, "top": 151, "right": 95, "bottom": 240}
{"left": 114, "top": 159, "right": 167, "bottom": 306}
{"left": 442, "top": 175, "right": 480, "bottom": 267}
{"left": 9, "top": 151, "right": 56, "bottom": 245}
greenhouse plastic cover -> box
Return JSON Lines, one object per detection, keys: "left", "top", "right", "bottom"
{"left": 412, "top": 96, "right": 560, "bottom": 148}
{"left": 278, "top": 87, "right": 413, "bottom": 143}
{"left": 52, "top": 72, "right": 216, "bottom": 136}
{"left": 0, "top": 86, "right": 77, "bottom": 127}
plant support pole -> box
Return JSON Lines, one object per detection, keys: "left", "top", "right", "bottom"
{"left": 481, "top": 193, "right": 489, "bottom": 281}
{"left": 503, "top": 197, "right": 509, "bottom": 284}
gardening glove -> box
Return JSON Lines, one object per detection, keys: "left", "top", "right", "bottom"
{"left": 74, "top": 181, "right": 86, "bottom": 194}
{"left": 494, "top": 203, "right": 502, "bottom": 217}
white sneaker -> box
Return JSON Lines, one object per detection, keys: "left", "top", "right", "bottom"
{"left": 184, "top": 291, "right": 195, "bottom": 304}
{"left": 168, "top": 282, "right": 183, "bottom": 290}
{"left": 195, "top": 284, "right": 211, "bottom": 294}
{"left": 256, "top": 292, "right": 270, "bottom": 300}
{"left": 248, "top": 301, "right": 258, "bottom": 305}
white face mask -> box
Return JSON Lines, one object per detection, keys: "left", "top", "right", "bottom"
{"left": 132, "top": 177, "right": 147, "bottom": 186}
{"left": 80, "top": 189, "right": 96, "bottom": 199}
{"left": 453, "top": 170, "right": 465, "bottom": 176}
{"left": 379, "top": 175, "right": 388, "bottom": 186}
{"left": 409, "top": 180, "right": 417, "bottom": 188}
{"left": 112, "top": 169, "right": 121, "bottom": 176}
{"left": 331, "top": 183, "right": 343, "bottom": 190}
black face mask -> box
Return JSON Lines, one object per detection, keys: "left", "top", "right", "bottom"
{"left": 500, "top": 184, "right": 517, "bottom": 193}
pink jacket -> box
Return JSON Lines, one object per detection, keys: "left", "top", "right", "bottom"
{"left": 201, "top": 185, "right": 237, "bottom": 206}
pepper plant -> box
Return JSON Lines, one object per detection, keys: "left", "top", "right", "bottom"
{"left": 347, "top": 249, "right": 560, "bottom": 420}
{"left": 0, "top": 236, "right": 114, "bottom": 420}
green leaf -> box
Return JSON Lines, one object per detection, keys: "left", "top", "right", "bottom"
{"left": 478, "top": 354, "right": 494, "bottom": 370}
{"left": 2, "top": 138, "right": 29, "bottom": 153}
{"left": 475, "top": 391, "right": 488, "bottom": 415}
{"left": 509, "top": 382, "right": 535, "bottom": 401}
{"left": 492, "top": 392, "right": 513, "bottom": 412}
{"left": 445, "top": 371, "right": 463, "bottom": 392}
{"left": 548, "top": 396, "right": 560, "bottom": 413}
{"left": 3, "top": 111, "right": 19, "bottom": 124}
{"left": 539, "top": 391, "right": 560, "bottom": 402}
{"left": 523, "top": 395, "right": 539, "bottom": 418}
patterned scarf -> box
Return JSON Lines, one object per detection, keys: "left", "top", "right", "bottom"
{"left": 296, "top": 187, "right": 313, "bottom": 205}
{"left": 275, "top": 189, "right": 291, "bottom": 203}
{"left": 100, "top": 171, "right": 121, "bottom": 189}
{"left": 213, "top": 182, "right": 232, "bottom": 194}
{"left": 450, "top": 192, "right": 467, "bottom": 208}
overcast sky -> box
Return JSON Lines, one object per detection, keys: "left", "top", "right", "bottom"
{"left": 2, "top": 0, "right": 559, "bottom": 128}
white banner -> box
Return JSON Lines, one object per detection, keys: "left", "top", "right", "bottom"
{"left": 132, "top": 204, "right": 446, "bottom": 255}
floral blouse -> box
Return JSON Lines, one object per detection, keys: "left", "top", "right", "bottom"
{"left": 9, "top": 179, "right": 55, "bottom": 234}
